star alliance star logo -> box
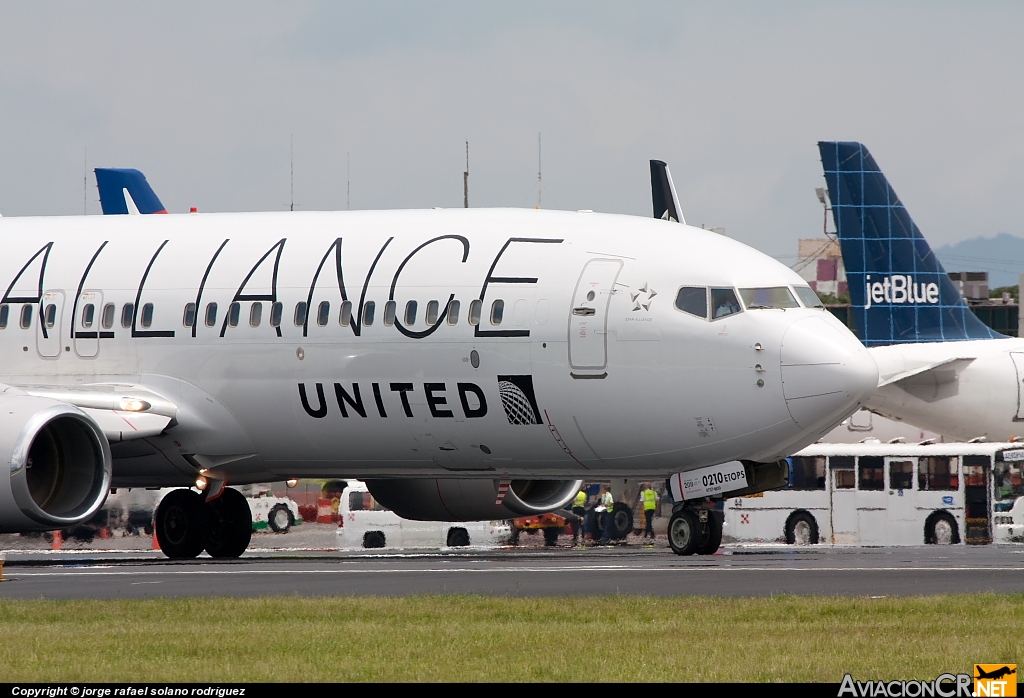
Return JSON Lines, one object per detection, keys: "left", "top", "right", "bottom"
{"left": 631, "top": 283, "right": 657, "bottom": 311}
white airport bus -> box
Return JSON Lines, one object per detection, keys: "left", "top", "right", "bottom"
{"left": 723, "top": 441, "right": 1024, "bottom": 546}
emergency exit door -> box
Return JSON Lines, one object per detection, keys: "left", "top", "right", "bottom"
{"left": 568, "top": 258, "right": 622, "bottom": 375}
{"left": 73, "top": 290, "right": 103, "bottom": 358}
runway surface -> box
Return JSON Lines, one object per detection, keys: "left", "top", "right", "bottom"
{"left": 2, "top": 544, "right": 1024, "bottom": 598}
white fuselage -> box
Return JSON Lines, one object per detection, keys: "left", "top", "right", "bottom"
{"left": 0, "top": 208, "right": 876, "bottom": 485}
{"left": 868, "top": 338, "right": 1024, "bottom": 441}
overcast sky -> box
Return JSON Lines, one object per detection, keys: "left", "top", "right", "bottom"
{"left": 1, "top": 1, "right": 1022, "bottom": 261}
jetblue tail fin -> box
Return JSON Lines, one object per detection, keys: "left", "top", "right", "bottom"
{"left": 94, "top": 168, "right": 167, "bottom": 215}
{"left": 817, "top": 141, "right": 1002, "bottom": 346}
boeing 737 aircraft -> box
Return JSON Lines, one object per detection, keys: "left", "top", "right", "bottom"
{"left": 820, "top": 141, "right": 1022, "bottom": 441}
{"left": 0, "top": 179, "right": 876, "bottom": 558}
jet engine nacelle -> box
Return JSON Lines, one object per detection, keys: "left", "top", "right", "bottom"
{"left": 0, "top": 395, "right": 112, "bottom": 532}
{"left": 364, "top": 478, "right": 584, "bottom": 521}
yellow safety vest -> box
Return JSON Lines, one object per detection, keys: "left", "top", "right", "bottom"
{"left": 574, "top": 491, "right": 587, "bottom": 508}
{"left": 602, "top": 492, "right": 614, "bottom": 510}
{"left": 641, "top": 489, "right": 658, "bottom": 511}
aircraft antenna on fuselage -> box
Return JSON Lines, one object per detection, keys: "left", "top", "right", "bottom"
{"left": 290, "top": 134, "right": 294, "bottom": 212}
{"left": 537, "top": 132, "right": 542, "bottom": 209}
{"left": 464, "top": 141, "right": 469, "bottom": 208}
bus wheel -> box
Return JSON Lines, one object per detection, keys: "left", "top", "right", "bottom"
{"left": 785, "top": 512, "right": 819, "bottom": 545}
{"left": 363, "top": 531, "right": 386, "bottom": 548}
{"left": 668, "top": 508, "right": 700, "bottom": 556}
{"left": 925, "top": 512, "right": 960, "bottom": 545}
{"left": 268, "top": 504, "right": 292, "bottom": 533}
{"left": 696, "top": 511, "right": 723, "bottom": 555}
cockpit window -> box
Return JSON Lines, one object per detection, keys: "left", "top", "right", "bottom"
{"left": 738, "top": 286, "right": 799, "bottom": 310}
{"left": 674, "top": 287, "right": 708, "bottom": 319}
{"left": 794, "top": 286, "right": 824, "bottom": 308}
{"left": 711, "top": 288, "right": 741, "bottom": 319}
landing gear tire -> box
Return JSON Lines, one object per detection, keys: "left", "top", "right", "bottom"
{"left": 925, "top": 511, "right": 960, "bottom": 545}
{"left": 204, "top": 488, "right": 252, "bottom": 558}
{"left": 268, "top": 504, "right": 292, "bottom": 534}
{"left": 543, "top": 527, "right": 560, "bottom": 546}
{"left": 447, "top": 527, "right": 470, "bottom": 547}
{"left": 785, "top": 512, "right": 819, "bottom": 545}
{"left": 696, "top": 511, "right": 724, "bottom": 555}
{"left": 668, "top": 508, "right": 701, "bottom": 556}
{"left": 155, "top": 489, "right": 207, "bottom": 559}
{"left": 610, "top": 503, "right": 633, "bottom": 540}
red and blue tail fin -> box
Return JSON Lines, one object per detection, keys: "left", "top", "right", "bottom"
{"left": 94, "top": 168, "right": 167, "bottom": 214}
{"left": 818, "top": 141, "right": 1003, "bottom": 346}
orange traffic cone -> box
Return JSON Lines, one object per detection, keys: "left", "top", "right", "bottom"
{"left": 51, "top": 531, "right": 63, "bottom": 551}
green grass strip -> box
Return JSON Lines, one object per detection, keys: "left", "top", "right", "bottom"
{"left": 1, "top": 594, "right": 1022, "bottom": 682}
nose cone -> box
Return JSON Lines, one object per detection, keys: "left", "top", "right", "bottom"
{"left": 780, "top": 316, "right": 878, "bottom": 433}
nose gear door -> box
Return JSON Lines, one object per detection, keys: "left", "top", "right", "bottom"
{"left": 568, "top": 258, "right": 622, "bottom": 377}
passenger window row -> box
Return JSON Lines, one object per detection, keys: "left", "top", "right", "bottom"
{"left": 0, "top": 297, "right": 528, "bottom": 333}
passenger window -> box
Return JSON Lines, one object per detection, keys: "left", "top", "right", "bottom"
{"left": 919, "top": 457, "right": 958, "bottom": 491}
{"left": 140, "top": 303, "right": 154, "bottom": 329}
{"left": 490, "top": 299, "right": 504, "bottom": 325}
{"left": 831, "top": 456, "right": 855, "bottom": 489}
{"left": 425, "top": 300, "right": 439, "bottom": 325}
{"left": 710, "top": 288, "right": 741, "bottom": 319}
{"left": 183, "top": 303, "right": 196, "bottom": 328}
{"left": 362, "top": 301, "right": 375, "bottom": 326}
{"left": 228, "top": 302, "right": 240, "bottom": 328}
{"left": 794, "top": 286, "right": 824, "bottom": 308}
{"left": 0, "top": 304, "right": 8, "bottom": 329}
{"left": 339, "top": 300, "right": 352, "bottom": 326}
{"left": 404, "top": 300, "right": 417, "bottom": 326}
{"left": 738, "top": 286, "right": 799, "bottom": 310}
{"left": 81, "top": 303, "right": 95, "bottom": 328}
{"left": 674, "top": 287, "right": 708, "bottom": 319}
{"left": 270, "top": 302, "right": 283, "bottom": 328}
{"left": 447, "top": 300, "right": 461, "bottom": 325}
{"left": 43, "top": 304, "right": 56, "bottom": 328}
{"left": 317, "top": 301, "right": 330, "bottom": 327}
{"left": 121, "top": 303, "right": 134, "bottom": 328}
{"left": 294, "top": 302, "right": 307, "bottom": 327}
{"left": 468, "top": 300, "right": 482, "bottom": 326}
{"left": 788, "top": 456, "right": 826, "bottom": 491}
{"left": 20, "top": 304, "right": 32, "bottom": 329}
{"left": 101, "top": 303, "right": 115, "bottom": 329}
{"left": 383, "top": 300, "right": 397, "bottom": 326}
{"left": 889, "top": 460, "right": 914, "bottom": 490}
{"left": 858, "top": 456, "right": 884, "bottom": 491}
{"left": 250, "top": 302, "right": 262, "bottom": 327}
{"left": 205, "top": 302, "right": 218, "bottom": 327}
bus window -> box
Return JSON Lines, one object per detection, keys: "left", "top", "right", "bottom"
{"left": 858, "top": 456, "right": 884, "bottom": 491}
{"left": 994, "top": 460, "right": 1024, "bottom": 506}
{"left": 919, "top": 457, "right": 958, "bottom": 491}
{"left": 831, "top": 456, "right": 855, "bottom": 489}
{"left": 889, "top": 460, "right": 914, "bottom": 490}
{"left": 789, "top": 456, "right": 825, "bottom": 490}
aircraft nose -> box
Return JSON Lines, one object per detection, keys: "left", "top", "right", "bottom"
{"left": 779, "top": 316, "right": 878, "bottom": 433}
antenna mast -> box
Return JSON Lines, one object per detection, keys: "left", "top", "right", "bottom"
{"left": 347, "top": 151, "right": 350, "bottom": 211}
{"left": 537, "top": 133, "right": 542, "bottom": 209}
{"left": 463, "top": 141, "right": 469, "bottom": 208}
{"left": 83, "top": 147, "right": 87, "bottom": 215}
{"left": 289, "top": 134, "right": 294, "bottom": 212}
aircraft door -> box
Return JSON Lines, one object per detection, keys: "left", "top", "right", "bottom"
{"left": 963, "top": 455, "right": 992, "bottom": 544}
{"left": 73, "top": 290, "right": 102, "bottom": 358}
{"left": 855, "top": 455, "right": 887, "bottom": 545}
{"left": 1011, "top": 352, "right": 1024, "bottom": 420}
{"left": 36, "top": 290, "right": 65, "bottom": 359}
{"left": 568, "top": 258, "right": 622, "bottom": 376}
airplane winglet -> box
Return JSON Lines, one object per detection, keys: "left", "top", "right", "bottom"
{"left": 95, "top": 168, "right": 168, "bottom": 215}
{"left": 650, "top": 160, "right": 684, "bottom": 224}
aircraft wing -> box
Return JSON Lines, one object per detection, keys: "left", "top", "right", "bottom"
{"left": 7, "top": 384, "right": 176, "bottom": 442}
{"left": 877, "top": 357, "right": 976, "bottom": 388}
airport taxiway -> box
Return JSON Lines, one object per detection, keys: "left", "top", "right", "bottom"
{"left": 1, "top": 543, "right": 1022, "bottom": 599}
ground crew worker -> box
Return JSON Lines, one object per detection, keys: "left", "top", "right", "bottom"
{"left": 597, "top": 485, "right": 615, "bottom": 544}
{"left": 571, "top": 488, "right": 588, "bottom": 546}
{"left": 640, "top": 483, "right": 659, "bottom": 539}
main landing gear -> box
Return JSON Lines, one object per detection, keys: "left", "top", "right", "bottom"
{"left": 155, "top": 487, "right": 252, "bottom": 559}
{"left": 668, "top": 504, "right": 723, "bottom": 556}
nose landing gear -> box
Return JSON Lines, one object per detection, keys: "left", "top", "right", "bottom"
{"left": 154, "top": 487, "right": 253, "bottom": 559}
{"left": 668, "top": 505, "right": 723, "bottom": 556}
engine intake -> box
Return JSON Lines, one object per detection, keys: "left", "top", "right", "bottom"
{"left": 0, "top": 396, "right": 112, "bottom": 532}
{"left": 364, "top": 478, "right": 584, "bottom": 521}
